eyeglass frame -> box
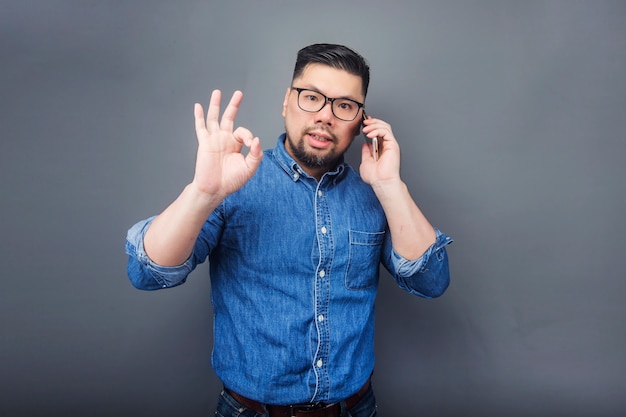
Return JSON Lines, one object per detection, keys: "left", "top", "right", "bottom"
{"left": 290, "top": 86, "right": 365, "bottom": 122}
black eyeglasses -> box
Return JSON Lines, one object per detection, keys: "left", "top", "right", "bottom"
{"left": 291, "top": 87, "right": 364, "bottom": 121}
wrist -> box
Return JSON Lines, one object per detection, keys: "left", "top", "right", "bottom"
{"left": 186, "top": 182, "right": 225, "bottom": 212}
{"left": 371, "top": 177, "right": 407, "bottom": 199}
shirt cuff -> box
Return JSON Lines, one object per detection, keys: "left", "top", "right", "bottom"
{"left": 391, "top": 228, "right": 453, "bottom": 276}
{"left": 125, "top": 216, "right": 194, "bottom": 288}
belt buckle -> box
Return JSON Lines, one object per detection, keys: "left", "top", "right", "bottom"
{"left": 289, "top": 402, "right": 326, "bottom": 416}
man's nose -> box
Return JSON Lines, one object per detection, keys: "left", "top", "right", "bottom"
{"left": 315, "top": 100, "right": 335, "bottom": 124}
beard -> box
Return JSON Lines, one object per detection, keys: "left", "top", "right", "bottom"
{"left": 285, "top": 128, "right": 344, "bottom": 170}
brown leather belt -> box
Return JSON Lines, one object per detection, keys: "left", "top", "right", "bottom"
{"left": 226, "top": 378, "right": 370, "bottom": 417}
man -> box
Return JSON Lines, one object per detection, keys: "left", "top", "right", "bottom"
{"left": 126, "top": 43, "right": 452, "bottom": 417}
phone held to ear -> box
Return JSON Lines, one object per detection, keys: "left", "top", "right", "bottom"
{"left": 362, "top": 111, "right": 380, "bottom": 161}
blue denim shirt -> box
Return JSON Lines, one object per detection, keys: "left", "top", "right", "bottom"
{"left": 125, "top": 135, "right": 452, "bottom": 404}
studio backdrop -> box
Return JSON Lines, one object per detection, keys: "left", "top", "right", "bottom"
{"left": 1, "top": 1, "right": 625, "bottom": 416}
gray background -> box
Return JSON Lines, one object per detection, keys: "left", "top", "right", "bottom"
{"left": 1, "top": 1, "right": 625, "bottom": 416}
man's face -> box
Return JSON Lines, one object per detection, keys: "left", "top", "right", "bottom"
{"left": 282, "top": 63, "right": 364, "bottom": 178}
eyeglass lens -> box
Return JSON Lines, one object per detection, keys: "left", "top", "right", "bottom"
{"left": 296, "top": 89, "right": 361, "bottom": 121}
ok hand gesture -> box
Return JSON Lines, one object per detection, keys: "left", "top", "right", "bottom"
{"left": 192, "top": 90, "right": 263, "bottom": 200}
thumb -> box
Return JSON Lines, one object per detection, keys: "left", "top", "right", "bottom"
{"left": 245, "top": 137, "right": 264, "bottom": 170}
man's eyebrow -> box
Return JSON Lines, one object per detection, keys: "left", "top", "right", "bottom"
{"left": 300, "top": 84, "right": 361, "bottom": 102}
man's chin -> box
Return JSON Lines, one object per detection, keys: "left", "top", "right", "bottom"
{"left": 298, "top": 149, "right": 337, "bottom": 169}
{"left": 286, "top": 134, "right": 341, "bottom": 169}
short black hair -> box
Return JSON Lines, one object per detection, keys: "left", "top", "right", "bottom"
{"left": 292, "top": 43, "right": 370, "bottom": 98}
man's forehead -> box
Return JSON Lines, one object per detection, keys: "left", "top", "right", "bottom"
{"left": 295, "top": 63, "right": 364, "bottom": 99}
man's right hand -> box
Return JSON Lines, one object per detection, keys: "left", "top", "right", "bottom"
{"left": 192, "top": 89, "right": 263, "bottom": 200}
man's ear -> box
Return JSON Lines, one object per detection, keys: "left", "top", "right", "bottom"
{"left": 281, "top": 87, "right": 291, "bottom": 118}
{"left": 352, "top": 121, "right": 363, "bottom": 138}
{"left": 353, "top": 110, "right": 366, "bottom": 137}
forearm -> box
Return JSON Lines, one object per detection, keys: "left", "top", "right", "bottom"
{"left": 132, "top": 90, "right": 262, "bottom": 268}
{"left": 143, "top": 182, "right": 223, "bottom": 266}
{"left": 372, "top": 179, "right": 436, "bottom": 261}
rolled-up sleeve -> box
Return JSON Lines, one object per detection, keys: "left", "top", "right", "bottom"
{"left": 389, "top": 228, "right": 453, "bottom": 298}
{"left": 125, "top": 217, "right": 196, "bottom": 290}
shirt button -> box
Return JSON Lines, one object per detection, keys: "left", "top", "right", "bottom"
{"left": 321, "top": 226, "right": 327, "bottom": 234}
{"left": 317, "top": 359, "right": 323, "bottom": 368}
{"left": 317, "top": 314, "right": 324, "bottom": 322}
{"left": 319, "top": 270, "right": 326, "bottom": 278}
{"left": 318, "top": 190, "right": 323, "bottom": 197}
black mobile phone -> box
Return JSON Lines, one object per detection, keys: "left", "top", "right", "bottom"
{"left": 362, "top": 111, "right": 379, "bottom": 161}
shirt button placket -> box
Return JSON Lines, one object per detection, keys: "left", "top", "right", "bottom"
{"left": 313, "top": 184, "right": 332, "bottom": 401}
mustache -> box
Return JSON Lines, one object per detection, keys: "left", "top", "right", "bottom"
{"left": 304, "top": 127, "right": 338, "bottom": 143}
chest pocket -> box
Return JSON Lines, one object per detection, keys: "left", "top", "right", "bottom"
{"left": 345, "top": 230, "right": 385, "bottom": 290}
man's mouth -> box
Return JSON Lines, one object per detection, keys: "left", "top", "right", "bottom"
{"left": 306, "top": 131, "right": 335, "bottom": 148}
{"left": 309, "top": 133, "right": 330, "bottom": 142}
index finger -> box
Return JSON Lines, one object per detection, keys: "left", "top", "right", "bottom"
{"left": 219, "top": 90, "right": 244, "bottom": 132}
{"left": 203, "top": 89, "right": 223, "bottom": 132}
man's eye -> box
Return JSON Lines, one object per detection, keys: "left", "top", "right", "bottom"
{"left": 337, "top": 101, "right": 354, "bottom": 110}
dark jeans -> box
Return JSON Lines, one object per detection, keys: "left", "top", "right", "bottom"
{"left": 214, "top": 385, "right": 377, "bottom": 417}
